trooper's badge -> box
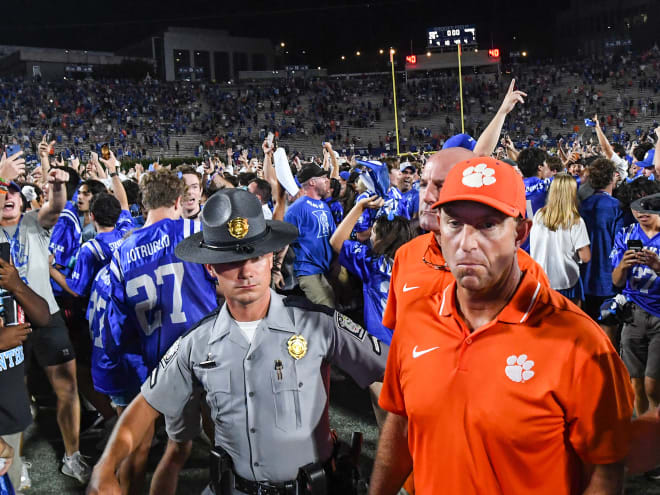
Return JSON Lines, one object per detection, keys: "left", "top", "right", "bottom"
{"left": 287, "top": 335, "right": 307, "bottom": 360}
{"left": 228, "top": 217, "right": 249, "bottom": 239}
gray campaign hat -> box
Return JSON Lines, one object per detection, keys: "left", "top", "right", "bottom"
{"left": 630, "top": 192, "right": 660, "bottom": 215}
{"left": 175, "top": 188, "right": 298, "bottom": 264}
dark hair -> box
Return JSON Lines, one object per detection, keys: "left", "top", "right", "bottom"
{"left": 615, "top": 176, "right": 660, "bottom": 209}
{"left": 371, "top": 216, "right": 414, "bottom": 260}
{"left": 249, "top": 178, "right": 272, "bottom": 204}
{"left": 140, "top": 169, "right": 185, "bottom": 210}
{"left": 81, "top": 179, "right": 107, "bottom": 197}
{"left": 587, "top": 158, "right": 617, "bottom": 191}
{"left": 176, "top": 165, "right": 202, "bottom": 185}
{"left": 517, "top": 148, "right": 548, "bottom": 178}
{"left": 633, "top": 142, "right": 653, "bottom": 162}
{"left": 329, "top": 178, "right": 341, "bottom": 200}
{"left": 223, "top": 173, "right": 238, "bottom": 187}
{"left": 90, "top": 193, "right": 122, "bottom": 227}
{"left": 238, "top": 172, "right": 257, "bottom": 187}
{"left": 546, "top": 155, "right": 563, "bottom": 173}
{"left": 122, "top": 179, "right": 139, "bottom": 206}
{"left": 612, "top": 143, "right": 625, "bottom": 158}
{"left": 54, "top": 166, "right": 81, "bottom": 200}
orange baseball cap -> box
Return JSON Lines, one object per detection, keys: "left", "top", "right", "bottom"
{"left": 432, "top": 156, "right": 527, "bottom": 218}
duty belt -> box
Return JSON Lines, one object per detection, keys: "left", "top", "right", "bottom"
{"left": 233, "top": 472, "right": 297, "bottom": 495}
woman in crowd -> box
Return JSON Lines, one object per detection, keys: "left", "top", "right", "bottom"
{"left": 530, "top": 172, "right": 591, "bottom": 305}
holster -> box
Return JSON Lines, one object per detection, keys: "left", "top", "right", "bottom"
{"left": 297, "top": 462, "right": 327, "bottom": 495}
{"left": 210, "top": 446, "right": 234, "bottom": 495}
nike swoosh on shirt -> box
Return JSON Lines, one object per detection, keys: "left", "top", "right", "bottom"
{"left": 402, "top": 284, "right": 420, "bottom": 292}
{"left": 412, "top": 346, "right": 440, "bottom": 358}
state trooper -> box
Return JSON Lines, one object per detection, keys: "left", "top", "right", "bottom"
{"left": 87, "top": 188, "right": 388, "bottom": 495}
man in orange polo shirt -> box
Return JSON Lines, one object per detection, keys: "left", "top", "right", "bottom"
{"left": 370, "top": 157, "right": 634, "bottom": 495}
{"left": 382, "top": 148, "right": 549, "bottom": 332}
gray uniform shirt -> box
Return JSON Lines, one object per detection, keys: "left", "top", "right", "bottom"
{"left": 141, "top": 290, "right": 387, "bottom": 484}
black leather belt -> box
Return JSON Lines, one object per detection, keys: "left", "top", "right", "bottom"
{"left": 233, "top": 471, "right": 297, "bottom": 495}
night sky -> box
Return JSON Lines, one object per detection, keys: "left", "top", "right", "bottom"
{"left": 0, "top": 0, "right": 566, "bottom": 69}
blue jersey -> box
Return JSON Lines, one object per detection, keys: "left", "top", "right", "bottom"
{"left": 380, "top": 186, "right": 409, "bottom": 220}
{"left": 521, "top": 176, "right": 553, "bottom": 252}
{"left": 284, "top": 196, "right": 336, "bottom": 277}
{"left": 401, "top": 189, "right": 419, "bottom": 219}
{"left": 108, "top": 218, "right": 217, "bottom": 371}
{"left": 579, "top": 192, "right": 624, "bottom": 297}
{"left": 49, "top": 201, "right": 82, "bottom": 296}
{"left": 87, "top": 267, "right": 148, "bottom": 394}
{"left": 611, "top": 223, "right": 660, "bottom": 318}
{"left": 67, "top": 210, "right": 136, "bottom": 297}
{"left": 353, "top": 190, "right": 377, "bottom": 234}
{"left": 339, "top": 240, "right": 394, "bottom": 344}
{"left": 324, "top": 198, "right": 344, "bottom": 226}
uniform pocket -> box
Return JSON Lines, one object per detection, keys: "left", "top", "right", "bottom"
{"left": 271, "top": 368, "right": 301, "bottom": 432}
{"left": 205, "top": 368, "right": 232, "bottom": 426}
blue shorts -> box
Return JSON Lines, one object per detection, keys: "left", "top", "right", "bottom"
{"left": 109, "top": 387, "right": 140, "bottom": 408}
{"left": 557, "top": 278, "right": 584, "bottom": 301}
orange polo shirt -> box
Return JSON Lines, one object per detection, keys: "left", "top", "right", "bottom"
{"left": 382, "top": 232, "right": 550, "bottom": 330}
{"left": 379, "top": 270, "right": 634, "bottom": 495}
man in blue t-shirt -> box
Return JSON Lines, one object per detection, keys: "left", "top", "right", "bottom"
{"left": 285, "top": 163, "right": 336, "bottom": 307}
{"left": 517, "top": 147, "right": 552, "bottom": 251}
{"left": 611, "top": 192, "right": 660, "bottom": 419}
{"left": 580, "top": 158, "right": 624, "bottom": 319}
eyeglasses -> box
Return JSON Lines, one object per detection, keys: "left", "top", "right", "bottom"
{"left": 421, "top": 244, "right": 449, "bottom": 271}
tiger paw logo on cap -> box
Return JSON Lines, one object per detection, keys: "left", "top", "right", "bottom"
{"left": 462, "top": 163, "right": 496, "bottom": 188}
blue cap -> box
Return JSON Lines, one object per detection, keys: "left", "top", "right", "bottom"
{"left": 8, "top": 181, "right": 21, "bottom": 192}
{"left": 442, "top": 133, "right": 476, "bottom": 151}
{"left": 339, "top": 171, "right": 350, "bottom": 181}
{"left": 639, "top": 149, "right": 656, "bottom": 169}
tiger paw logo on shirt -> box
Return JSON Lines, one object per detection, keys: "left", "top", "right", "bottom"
{"left": 505, "top": 354, "right": 535, "bottom": 383}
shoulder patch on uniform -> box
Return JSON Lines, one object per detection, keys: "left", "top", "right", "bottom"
{"left": 160, "top": 337, "right": 181, "bottom": 368}
{"left": 335, "top": 312, "right": 366, "bottom": 341}
{"left": 335, "top": 312, "right": 382, "bottom": 356}
{"left": 283, "top": 295, "right": 334, "bottom": 317}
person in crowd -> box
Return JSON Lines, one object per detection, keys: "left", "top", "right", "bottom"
{"left": 0, "top": 247, "right": 50, "bottom": 490}
{"left": 530, "top": 173, "right": 591, "bottom": 305}
{"left": 324, "top": 178, "right": 344, "bottom": 226}
{"left": 87, "top": 189, "right": 388, "bottom": 495}
{"left": 0, "top": 160, "right": 91, "bottom": 483}
{"left": 612, "top": 192, "right": 660, "bottom": 418}
{"left": 247, "top": 178, "right": 273, "bottom": 220}
{"left": 399, "top": 161, "right": 419, "bottom": 221}
{"left": 107, "top": 169, "right": 218, "bottom": 494}
{"left": 370, "top": 156, "right": 634, "bottom": 495}
{"left": 284, "top": 163, "right": 336, "bottom": 307}
{"left": 177, "top": 166, "right": 203, "bottom": 220}
{"left": 579, "top": 158, "right": 624, "bottom": 319}
{"left": 516, "top": 147, "right": 552, "bottom": 251}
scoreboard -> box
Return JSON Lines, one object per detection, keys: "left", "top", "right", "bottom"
{"left": 428, "top": 25, "right": 477, "bottom": 48}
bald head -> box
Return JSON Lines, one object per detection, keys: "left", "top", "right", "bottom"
{"left": 419, "top": 148, "right": 476, "bottom": 232}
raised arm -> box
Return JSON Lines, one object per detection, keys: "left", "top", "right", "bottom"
{"left": 594, "top": 115, "right": 614, "bottom": 159}
{"left": 324, "top": 142, "right": 340, "bottom": 179}
{"left": 473, "top": 79, "right": 527, "bottom": 157}
{"left": 37, "top": 134, "right": 55, "bottom": 182}
{"left": 329, "top": 195, "right": 383, "bottom": 253}
{"left": 38, "top": 168, "right": 69, "bottom": 229}
{"left": 100, "top": 150, "right": 129, "bottom": 211}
